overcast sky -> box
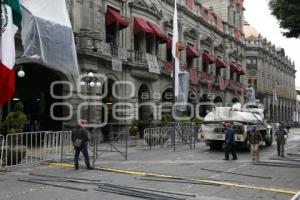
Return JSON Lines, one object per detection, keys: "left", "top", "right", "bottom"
{"left": 244, "top": 0, "right": 300, "bottom": 89}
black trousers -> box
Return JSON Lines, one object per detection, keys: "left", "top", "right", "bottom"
{"left": 74, "top": 144, "right": 91, "bottom": 168}
{"left": 225, "top": 143, "right": 237, "bottom": 160}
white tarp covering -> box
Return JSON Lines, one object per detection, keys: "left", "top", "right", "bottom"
{"left": 20, "top": 0, "right": 79, "bottom": 77}
{"left": 204, "top": 107, "right": 264, "bottom": 123}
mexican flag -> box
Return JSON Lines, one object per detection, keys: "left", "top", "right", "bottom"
{"left": 0, "top": 0, "right": 21, "bottom": 105}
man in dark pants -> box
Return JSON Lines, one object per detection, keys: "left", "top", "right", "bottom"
{"left": 275, "top": 124, "right": 287, "bottom": 157}
{"left": 72, "top": 120, "right": 93, "bottom": 170}
{"left": 224, "top": 123, "right": 238, "bottom": 160}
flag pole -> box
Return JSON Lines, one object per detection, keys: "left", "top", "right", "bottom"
{"left": 272, "top": 87, "right": 275, "bottom": 123}
{"left": 172, "top": 0, "right": 178, "bottom": 152}
{"left": 172, "top": 57, "right": 176, "bottom": 152}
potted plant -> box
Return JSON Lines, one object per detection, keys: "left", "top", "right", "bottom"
{"left": 161, "top": 113, "right": 172, "bottom": 127}
{"left": 2, "top": 102, "right": 27, "bottom": 165}
{"left": 128, "top": 119, "right": 139, "bottom": 147}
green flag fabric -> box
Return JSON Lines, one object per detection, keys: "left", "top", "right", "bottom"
{"left": 4, "top": 0, "right": 22, "bottom": 28}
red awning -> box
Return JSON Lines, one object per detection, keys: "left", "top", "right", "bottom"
{"left": 147, "top": 22, "right": 167, "bottom": 42}
{"left": 230, "top": 63, "right": 239, "bottom": 72}
{"left": 215, "top": 57, "right": 227, "bottom": 68}
{"left": 186, "top": 44, "right": 200, "bottom": 58}
{"left": 106, "top": 7, "right": 129, "bottom": 29}
{"left": 166, "top": 36, "right": 184, "bottom": 51}
{"left": 237, "top": 64, "right": 246, "bottom": 75}
{"left": 202, "top": 52, "right": 215, "bottom": 64}
{"left": 134, "top": 17, "right": 153, "bottom": 33}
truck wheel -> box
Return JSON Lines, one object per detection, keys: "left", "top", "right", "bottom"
{"left": 265, "top": 135, "right": 273, "bottom": 146}
{"left": 209, "top": 142, "right": 223, "bottom": 150}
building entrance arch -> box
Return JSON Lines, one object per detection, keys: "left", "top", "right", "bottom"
{"left": 2, "top": 63, "right": 68, "bottom": 132}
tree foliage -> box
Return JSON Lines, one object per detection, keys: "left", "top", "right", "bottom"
{"left": 3, "top": 102, "right": 26, "bottom": 134}
{"left": 269, "top": 0, "right": 300, "bottom": 38}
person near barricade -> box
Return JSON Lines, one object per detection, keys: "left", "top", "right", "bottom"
{"left": 72, "top": 119, "right": 93, "bottom": 170}
{"left": 247, "top": 125, "right": 263, "bottom": 162}
{"left": 275, "top": 124, "right": 288, "bottom": 157}
{"left": 223, "top": 122, "right": 238, "bottom": 161}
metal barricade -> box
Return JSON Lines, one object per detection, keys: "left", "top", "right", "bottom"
{"left": 143, "top": 123, "right": 199, "bottom": 150}
{"left": 4, "top": 131, "right": 72, "bottom": 168}
{"left": 0, "top": 135, "right": 4, "bottom": 168}
{"left": 95, "top": 124, "right": 129, "bottom": 160}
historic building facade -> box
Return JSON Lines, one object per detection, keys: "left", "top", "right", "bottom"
{"left": 244, "top": 22, "right": 297, "bottom": 122}
{"left": 1, "top": 0, "right": 247, "bottom": 132}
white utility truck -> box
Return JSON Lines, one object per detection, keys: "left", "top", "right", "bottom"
{"left": 199, "top": 103, "right": 273, "bottom": 150}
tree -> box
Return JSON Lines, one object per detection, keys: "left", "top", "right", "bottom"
{"left": 3, "top": 102, "right": 26, "bottom": 134}
{"left": 269, "top": 0, "right": 300, "bottom": 38}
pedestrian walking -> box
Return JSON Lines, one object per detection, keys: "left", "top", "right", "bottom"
{"left": 72, "top": 119, "right": 93, "bottom": 170}
{"left": 275, "top": 124, "right": 287, "bottom": 157}
{"left": 223, "top": 122, "right": 238, "bottom": 161}
{"left": 247, "top": 125, "right": 262, "bottom": 162}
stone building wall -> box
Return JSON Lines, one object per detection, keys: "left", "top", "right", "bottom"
{"left": 1, "top": 0, "right": 248, "bottom": 128}
{"left": 244, "top": 22, "right": 297, "bottom": 122}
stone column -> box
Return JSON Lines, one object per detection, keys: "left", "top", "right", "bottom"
{"left": 91, "top": 0, "right": 101, "bottom": 38}
{"left": 82, "top": 0, "right": 92, "bottom": 31}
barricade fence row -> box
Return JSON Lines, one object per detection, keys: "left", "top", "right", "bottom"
{"left": 143, "top": 123, "right": 200, "bottom": 150}
{"left": 1, "top": 131, "right": 73, "bottom": 169}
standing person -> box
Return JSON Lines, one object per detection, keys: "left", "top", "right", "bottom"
{"left": 72, "top": 119, "right": 93, "bottom": 170}
{"left": 247, "top": 125, "right": 263, "bottom": 162}
{"left": 275, "top": 124, "right": 288, "bottom": 157}
{"left": 31, "top": 120, "right": 40, "bottom": 132}
{"left": 223, "top": 122, "right": 238, "bottom": 160}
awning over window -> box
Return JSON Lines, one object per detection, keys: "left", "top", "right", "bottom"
{"left": 230, "top": 63, "right": 239, "bottom": 72}
{"left": 106, "top": 7, "right": 129, "bottom": 30}
{"left": 202, "top": 52, "right": 215, "bottom": 64}
{"left": 147, "top": 22, "right": 167, "bottom": 42}
{"left": 186, "top": 44, "right": 200, "bottom": 58}
{"left": 215, "top": 57, "right": 227, "bottom": 68}
{"left": 134, "top": 17, "right": 153, "bottom": 33}
{"left": 237, "top": 64, "right": 246, "bottom": 75}
{"left": 166, "top": 36, "right": 184, "bottom": 51}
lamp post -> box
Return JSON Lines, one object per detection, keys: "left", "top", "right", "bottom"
{"left": 80, "top": 71, "right": 102, "bottom": 123}
{"left": 80, "top": 72, "right": 102, "bottom": 167}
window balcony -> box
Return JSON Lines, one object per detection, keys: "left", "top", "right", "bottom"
{"left": 200, "top": 71, "right": 215, "bottom": 83}
{"left": 127, "top": 50, "right": 147, "bottom": 63}
{"left": 97, "top": 41, "right": 128, "bottom": 61}
{"left": 228, "top": 80, "right": 243, "bottom": 89}
{"left": 227, "top": 80, "right": 244, "bottom": 96}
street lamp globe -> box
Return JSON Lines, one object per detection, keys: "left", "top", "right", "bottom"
{"left": 96, "top": 81, "right": 102, "bottom": 87}
{"left": 89, "top": 81, "right": 96, "bottom": 88}
{"left": 80, "top": 81, "right": 86, "bottom": 86}
{"left": 88, "top": 72, "right": 94, "bottom": 78}
{"left": 17, "top": 69, "right": 25, "bottom": 78}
